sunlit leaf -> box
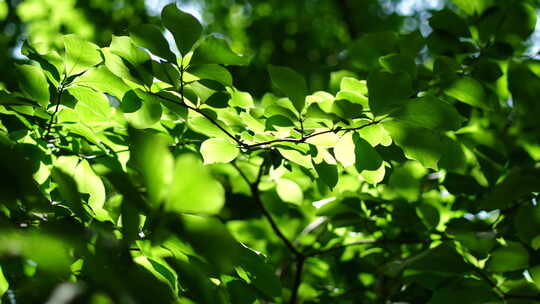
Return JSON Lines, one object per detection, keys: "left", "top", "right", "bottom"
{"left": 276, "top": 178, "right": 303, "bottom": 205}
{"left": 191, "top": 36, "right": 249, "bottom": 66}
{"left": 167, "top": 154, "right": 225, "bottom": 214}
{"left": 16, "top": 64, "right": 50, "bottom": 108}
{"left": 63, "top": 34, "right": 102, "bottom": 76}
{"left": 200, "top": 138, "right": 239, "bottom": 164}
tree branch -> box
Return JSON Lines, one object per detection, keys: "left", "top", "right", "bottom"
{"left": 337, "top": 0, "right": 358, "bottom": 39}
{"left": 305, "top": 237, "right": 435, "bottom": 257}
{"left": 232, "top": 161, "right": 303, "bottom": 257}
{"left": 44, "top": 82, "right": 66, "bottom": 139}
{"left": 289, "top": 256, "right": 305, "bottom": 304}
{"left": 153, "top": 89, "right": 384, "bottom": 151}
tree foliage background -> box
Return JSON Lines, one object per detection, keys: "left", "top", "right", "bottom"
{"left": 1, "top": 0, "right": 540, "bottom": 303}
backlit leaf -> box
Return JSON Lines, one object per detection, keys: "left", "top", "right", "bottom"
{"left": 200, "top": 138, "right": 239, "bottom": 164}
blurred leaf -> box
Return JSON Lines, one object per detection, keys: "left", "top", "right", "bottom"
{"left": 486, "top": 242, "right": 529, "bottom": 272}
{"left": 276, "top": 178, "right": 303, "bottom": 205}
{"left": 237, "top": 245, "right": 282, "bottom": 298}
{"left": 130, "top": 129, "right": 174, "bottom": 205}
{"left": 391, "top": 95, "right": 465, "bottom": 131}
{"left": 167, "top": 154, "right": 225, "bottom": 214}
{"left": 368, "top": 70, "right": 413, "bottom": 116}
{"left": 444, "top": 77, "right": 490, "bottom": 110}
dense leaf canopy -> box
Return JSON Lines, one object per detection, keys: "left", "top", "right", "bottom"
{"left": 1, "top": 0, "right": 540, "bottom": 303}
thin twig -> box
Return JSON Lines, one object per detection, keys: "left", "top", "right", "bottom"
{"left": 289, "top": 256, "right": 305, "bottom": 304}
{"left": 305, "top": 238, "right": 434, "bottom": 257}
{"left": 153, "top": 89, "right": 384, "bottom": 151}
{"left": 232, "top": 161, "right": 302, "bottom": 257}
{"left": 44, "top": 82, "right": 65, "bottom": 138}
{"left": 153, "top": 91, "right": 246, "bottom": 148}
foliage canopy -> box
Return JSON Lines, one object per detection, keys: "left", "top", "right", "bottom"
{"left": 1, "top": 0, "right": 540, "bottom": 303}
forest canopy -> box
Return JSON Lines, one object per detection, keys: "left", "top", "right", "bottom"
{"left": 1, "top": 0, "right": 540, "bottom": 303}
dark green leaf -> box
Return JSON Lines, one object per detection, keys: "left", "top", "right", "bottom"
{"left": 130, "top": 24, "right": 176, "bottom": 62}
{"left": 161, "top": 3, "right": 202, "bottom": 56}
{"left": 190, "top": 36, "right": 249, "bottom": 66}
{"left": 368, "top": 70, "right": 413, "bottom": 116}
{"left": 268, "top": 65, "right": 308, "bottom": 113}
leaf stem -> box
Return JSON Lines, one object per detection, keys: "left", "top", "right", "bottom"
{"left": 289, "top": 256, "right": 305, "bottom": 304}
{"left": 232, "top": 161, "right": 303, "bottom": 257}
{"left": 44, "top": 81, "right": 65, "bottom": 138}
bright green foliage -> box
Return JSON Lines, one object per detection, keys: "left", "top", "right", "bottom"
{"left": 1, "top": 2, "right": 540, "bottom": 304}
{"left": 16, "top": 64, "right": 50, "bottom": 107}
{"left": 63, "top": 34, "right": 102, "bottom": 77}
{"left": 200, "top": 138, "right": 239, "bottom": 164}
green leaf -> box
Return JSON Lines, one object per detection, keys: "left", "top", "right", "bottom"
{"left": 276, "top": 178, "right": 303, "bottom": 205}
{"left": 348, "top": 31, "right": 398, "bottom": 70}
{"left": 161, "top": 3, "right": 202, "bottom": 56}
{"left": 51, "top": 167, "right": 87, "bottom": 220}
{"left": 130, "top": 129, "right": 174, "bottom": 205}
{"left": 429, "top": 279, "right": 499, "bottom": 304}
{"left": 353, "top": 133, "right": 382, "bottom": 172}
{"left": 277, "top": 147, "right": 313, "bottom": 169}
{"left": 130, "top": 24, "right": 176, "bottom": 62}
{"left": 167, "top": 154, "right": 225, "bottom": 214}
{"left": 356, "top": 122, "right": 391, "bottom": 146}
{"left": 384, "top": 120, "right": 445, "bottom": 169}
{"left": 379, "top": 53, "right": 417, "bottom": 78}
{"left": 109, "top": 35, "right": 153, "bottom": 86}
{"left": 486, "top": 242, "right": 529, "bottom": 272}
{"left": 529, "top": 265, "right": 540, "bottom": 289}
{"left": 368, "top": 70, "right": 413, "bottom": 116}
{"left": 451, "top": 0, "right": 492, "bottom": 15}
{"left": 313, "top": 161, "right": 338, "bottom": 190}
{"left": 265, "top": 115, "right": 294, "bottom": 131}
{"left": 230, "top": 90, "right": 254, "bottom": 108}
{"left": 63, "top": 34, "right": 102, "bottom": 77}
{"left": 200, "top": 138, "right": 239, "bottom": 164}
{"left": 337, "top": 77, "right": 369, "bottom": 107}
{"left": 334, "top": 133, "right": 355, "bottom": 168}
{"left": 444, "top": 77, "right": 490, "bottom": 110}
{"left": 361, "top": 163, "right": 386, "bottom": 185}
{"left": 237, "top": 245, "right": 282, "bottom": 298}
{"left": 74, "top": 66, "right": 131, "bottom": 100}
{"left": 268, "top": 65, "right": 307, "bottom": 113}
{"left": 0, "top": 266, "right": 8, "bottom": 299}
{"left": 16, "top": 64, "right": 50, "bottom": 108}
{"left": 391, "top": 95, "right": 465, "bottom": 131}
{"left": 191, "top": 36, "right": 250, "bottom": 66}
{"left": 68, "top": 86, "right": 111, "bottom": 126}
{"left": 204, "top": 91, "right": 230, "bottom": 108}
{"left": 124, "top": 89, "right": 163, "bottom": 129}
{"left": 188, "top": 64, "right": 233, "bottom": 87}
